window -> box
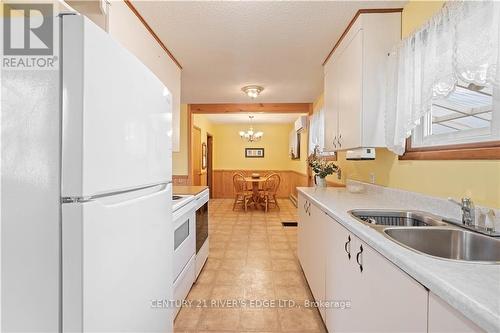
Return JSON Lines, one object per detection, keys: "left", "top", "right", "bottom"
{"left": 402, "top": 81, "right": 500, "bottom": 160}
{"left": 411, "top": 81, "right": 498, "bottom": 149}
{"left": 385, "top": 1, "right": 500, "bottom": 159}
{"left": 309, "top": 107, "right": 325, "bottom": 154}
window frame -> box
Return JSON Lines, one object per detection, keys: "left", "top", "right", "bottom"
{"left": 400, "top": 137, "right": 500, "bottom": 160}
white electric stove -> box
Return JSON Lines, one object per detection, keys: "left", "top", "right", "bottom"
{"left": 172, "top": 194, "right": 194, "bottom": 212}
{"left": 172, "top": 194, "right": 196, "bottom": 317}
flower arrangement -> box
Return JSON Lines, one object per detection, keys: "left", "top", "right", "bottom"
{"left": 307, "top": 153, "right": 340, "bottom": 179}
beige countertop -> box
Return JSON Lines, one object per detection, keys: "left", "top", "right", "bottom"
{"left": 298, "top": 181, "right": 500, "bottom": 332}
{"left": 173, "top": 185, "right": 209, "bottom": 196}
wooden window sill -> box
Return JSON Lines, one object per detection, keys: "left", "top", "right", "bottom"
{"left": 400, "top": 139, "right": 500, "bottom": 160}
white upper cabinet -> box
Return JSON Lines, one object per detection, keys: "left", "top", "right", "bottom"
{"left": 323, "top": 12, "right": 401, "bottom": 151}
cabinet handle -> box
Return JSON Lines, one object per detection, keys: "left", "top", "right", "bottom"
{"left": 303, "top": 201, "right": 307, "bottom": 212}
{"left": 338, "top": 134, "right": 342, "bottom": 148}
{"left": 344, "top": 235, "right": 351, "bottom": 260}
{"left": 356, "top": 245, "right": 363, "bottom": 273}
{"left": 333, "top": 135, "right": 337, "bottom": 148}
{"left": 307, "top": 202, "right": 311, "bottom": 216}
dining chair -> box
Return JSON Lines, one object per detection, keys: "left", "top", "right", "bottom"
{"left": 258, "top": 171, "right": 271, "bottom": 191}
{"left": 232, "top": 173, "right": 253, "bottom": 212}
{"left": 260, "top": 173, "right": 281, "bottom": 212}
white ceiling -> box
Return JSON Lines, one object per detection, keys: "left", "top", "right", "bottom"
{"left": 202, "top": 113, "right": 307, "bottom": 124}
{"left": 132, "top": 1, "right": 406, "bottom": 103}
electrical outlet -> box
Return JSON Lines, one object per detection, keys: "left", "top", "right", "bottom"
{"left": 369, "top": 173, "right": 376, "bottom": 184}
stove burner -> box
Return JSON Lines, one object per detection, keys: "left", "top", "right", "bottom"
{"left": 172, "top": 195, "right": 183, "bottom": 200}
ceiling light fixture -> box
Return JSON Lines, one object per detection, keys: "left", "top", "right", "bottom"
{"left": 239, "top": 115, "right": 263, "bottom": 142}
{"left": 241, "top": 85, "right": 264, "bottom": 99}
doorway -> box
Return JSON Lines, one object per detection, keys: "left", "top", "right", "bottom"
{"left": 207, "top": 134, "right": 214, "bottom": 198}
{"left": 192, "top": 126, "right": 202, "bottom": 186}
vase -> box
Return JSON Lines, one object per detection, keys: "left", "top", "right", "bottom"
{"left": 315, "top": 175, "right": 327, "bottom": 188}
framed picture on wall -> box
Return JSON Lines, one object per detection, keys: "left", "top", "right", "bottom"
{"left": 202, "top": 142, "right": 207, "bottom": 169}
{"left": 245, "top": 148, "right": 264, "bottom": 158}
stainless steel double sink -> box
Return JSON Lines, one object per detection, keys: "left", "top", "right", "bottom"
{"left": 349, "top": 210, "right": 500, "bottom": 264}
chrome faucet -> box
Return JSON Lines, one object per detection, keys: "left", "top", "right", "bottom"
{"left": 449, "top": 197, "right": 475, "bottom": 226}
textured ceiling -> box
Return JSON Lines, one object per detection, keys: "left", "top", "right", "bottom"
{"left": 132, "top": 1, "right": 406, "bottom": 103}
{"left": 203, "top": 113, "right": 307, "bottom": 124}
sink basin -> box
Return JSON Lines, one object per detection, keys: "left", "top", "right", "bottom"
{"left": 349, "top": 210, "right": 448, "bottom": 227}
{"left": 384, "top": 228, "right": 500, "bottom": 263}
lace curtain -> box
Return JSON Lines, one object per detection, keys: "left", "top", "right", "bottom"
{"left": 385, "top": 0, "right": 500, "bottom": 155}
{"left": 309, "top": 106, "right": 324, "bottom": 153}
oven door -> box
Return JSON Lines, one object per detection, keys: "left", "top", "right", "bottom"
{"left": 173, "top": 203, "right": 196, "bottom": 283}
{"left": 195, "top": 200, "right": 209, "bottom": 253}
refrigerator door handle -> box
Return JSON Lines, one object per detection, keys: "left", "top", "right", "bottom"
{"left": 62, "top": 182, "right": 172, "bottom": 205}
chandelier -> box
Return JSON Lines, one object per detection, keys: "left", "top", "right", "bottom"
{"left": 239, "top": 115, "right": 263, "bottom": 142}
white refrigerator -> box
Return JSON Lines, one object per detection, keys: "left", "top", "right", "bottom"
{"left": 1, "top": 14, "right": 174, "bottom": 332}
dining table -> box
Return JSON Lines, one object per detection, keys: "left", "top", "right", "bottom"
{"left": 244, "top": 176, "right": 266, "bottom": 209}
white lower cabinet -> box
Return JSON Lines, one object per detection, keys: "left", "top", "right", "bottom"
{"left": 297, "top": 194, "right": 327, "bottom": 321}
{"left": 298, "top": 196, "right": 483, "bottom": 332}
{"left": 325, "top": 218, "right": 428, "bottom": 332}
{"left": 428, "top": 292, "right": 484, "bottom": 333}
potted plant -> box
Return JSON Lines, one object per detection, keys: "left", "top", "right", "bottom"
{"left": 307, "top": 152, "right": 340, "bottom": 188}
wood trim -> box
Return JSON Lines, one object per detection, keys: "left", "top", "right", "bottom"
{"left": 191, "top": 125, "right": 202, "bottom": 184}
{"left": 123, "top": 0, "right": 182, "bottom": 69}
{"left": 401, "top": 137, "right": 500, "bottom": 160}
{"left": 308, "top": 103, "right": 314, "bottom": 116}
{"left": 322, "top": 8, "right": 403, "bottom": 66}
{"left": 187, "top": 105, "right": 193, "bottom": 185}
{"left": 173, "top": 175, "right": 189, "bottom": 186}
{"left": 190, "top": 103, "right": 312, "bottom": 114}
{"left": 211, "top": 169, "right": 344, "bottom": 199}
{"left": 187, "top": 102, "right": 313, "bottom": 185}
{"left": 187, "top": 102, "right": 311, "bottom": 184}
{"left": 206, "top": 133, "right": 214, "bottom": 198}
{"left": 212, "top": 169, "right": 291, "bottom": 199}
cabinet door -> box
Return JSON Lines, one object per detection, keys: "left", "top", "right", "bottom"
{"left": 297, "top": 197, "right": 327, "bottom": 321}
{"left": 337, "top": 29, "right": 363, "bottom": 150}
{"left": 326, "top": 218, "right": 428, "bottom": 333}
{"left": 297, "top": 194, "right": 310, "bottom": 269}
{"left": 428, "top": 292, "right": 484, "bottom": 333}
{"left": 324, "top": 59, "right": 339, "bottom": 151}
{"left": 356, "top": 237, "right": 428, "bottom": 332}
{"left": 325, "top": 217, "right": 359, "bottom": 332}
{"left": 307, "top": 205, "right": 327, "bottom": 321}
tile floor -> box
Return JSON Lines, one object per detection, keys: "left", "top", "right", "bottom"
{"left": 174, "top": 198, "right": 327, "bottom": 333}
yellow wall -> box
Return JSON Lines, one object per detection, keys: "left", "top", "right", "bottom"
{"left": 173, "top": 110, "right": 309, "bottom": 175}
{"left": 193, "top": 113, "right": 215, "bottom": 146}
{"left": 321, "top": 0, "right": 500, "bottom": 208}
{"left": 401, "top": 1, "right": 444, "bottom": 37}
{"left": 192, "top": 114, "right": 216, "bottom": 179}
{"left": 211, "top": 122, "right": 293, "bottom": 170}
{"left": 173, "top": 104, "right": 188, "bottom": 175}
